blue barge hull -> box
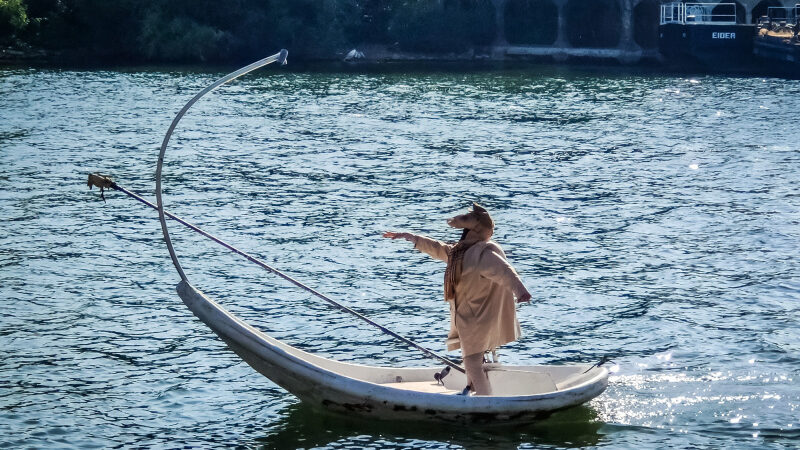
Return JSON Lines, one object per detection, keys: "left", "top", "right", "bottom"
{"left": 659, "top": 23, "right": 756, "bottom": 67}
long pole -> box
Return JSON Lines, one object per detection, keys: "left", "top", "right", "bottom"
{"left": 88, "top": 175, "right": 466, "bottom": 374}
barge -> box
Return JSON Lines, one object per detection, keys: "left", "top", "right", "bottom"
{"left": 754, "top": 5, "right": 800, "bottom": 66}
{"left": 659, "top": 2, "right": 755, "bottom": 68}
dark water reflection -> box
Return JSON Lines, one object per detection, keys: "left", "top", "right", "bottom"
{"left": 258, "top": 403, "right": 604, "bottom": 449}
{"left": 1, "top": 64, "right": 799, "bottom": 448}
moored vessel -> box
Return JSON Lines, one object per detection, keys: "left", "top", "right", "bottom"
{"left": 659, "top": 2, "right": 755, "bottom": 68}
{"left": 754, "top": 4, "right": 800, "bottom": 68}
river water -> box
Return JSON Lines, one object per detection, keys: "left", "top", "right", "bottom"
{"left": 1, "top": 63, "right": 799, "bottom": 448}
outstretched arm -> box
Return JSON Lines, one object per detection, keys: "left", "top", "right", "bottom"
{"left": 382, "top": 232, "right": 451, "bottom": 262}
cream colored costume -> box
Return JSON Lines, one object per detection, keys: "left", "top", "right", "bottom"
{"left": 413, "top": 235, "right": 527, "bottom": 356}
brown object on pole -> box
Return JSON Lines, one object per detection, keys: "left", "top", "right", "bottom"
{"left": 87, "top": 173, "right": 115, "bottom": 202}
{"left": 87, "top": 173, "right": 114, "bottom": 190}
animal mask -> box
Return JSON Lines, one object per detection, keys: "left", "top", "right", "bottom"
{"left": 447, "top": 203, "right": 494, "bottom": 239}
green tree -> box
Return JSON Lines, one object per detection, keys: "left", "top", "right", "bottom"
{"left": 29, "top": 0, "right": 143, "bottom": 58}
{"left": 0, "top": 0, "right": 29, "bottom": 42}
{"left": 138, "top": 8, "right": 232, "bottom": 62}
{"left": 7, "top": 0, "right": 507, "bottom": 63}
{"left": 238, "top": 0, "right": 360, "bottom": 60}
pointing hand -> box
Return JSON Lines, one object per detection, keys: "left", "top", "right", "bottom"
{"left": 382, "top": 231, "right": 414, "bottom": 242}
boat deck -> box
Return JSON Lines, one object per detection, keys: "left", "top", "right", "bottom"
{"left": 381, "top": 381, "right": 461, "bottom": 395}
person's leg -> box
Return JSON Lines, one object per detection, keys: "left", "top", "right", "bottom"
{"left": 463, "top": 352, "right": 492, "bottom": 395}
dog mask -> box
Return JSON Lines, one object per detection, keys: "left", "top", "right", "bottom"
{"left": 447, "top": 203, "right": 494, "bottom": 240}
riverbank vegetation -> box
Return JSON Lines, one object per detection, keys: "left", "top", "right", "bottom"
{"left": 0, "top": 0, "right": 498, "bottom": 63}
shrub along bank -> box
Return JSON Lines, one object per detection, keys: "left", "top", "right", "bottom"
{"left": 1, "top": 0, "right": 497, "bottom": 63}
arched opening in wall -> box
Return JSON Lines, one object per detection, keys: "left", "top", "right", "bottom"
{"left": 387, "top": 0, "right": 496, "bottom": 52}
{"left": 710, "top": 1, "right": 745, "bottom": 23}
{"left": 458, "top": 0, "right": 497, "bottom": 46}
{"left": 504, "top": 0, "right": 558, "bottom": 45}
{"left": 565, "top": 0, "right": 621, "bottom": 48}
{"left": 751, "top": 0, "right": 784, "bottom": 23}
{"left": 633, "top": 0, "right": 660, "bottom": 49}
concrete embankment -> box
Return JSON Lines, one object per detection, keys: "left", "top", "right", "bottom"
{"left": 0, "top": 45, "right": 49, "bottom": 64}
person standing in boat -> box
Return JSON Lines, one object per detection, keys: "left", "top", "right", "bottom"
{"left": 383, "top": 203, "right": 531, "bottom": 395}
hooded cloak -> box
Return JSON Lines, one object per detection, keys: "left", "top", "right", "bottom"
{"left": 414, "top": 204, "right": 526, "bottom": 356}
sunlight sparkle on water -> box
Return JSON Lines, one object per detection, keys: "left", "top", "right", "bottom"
{"left": 3, "top": 64, "right": 799, "bottom": 450}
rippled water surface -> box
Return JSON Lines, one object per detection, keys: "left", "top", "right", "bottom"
{"left": 1, "top": 64, "right": 799, "bottom": 448}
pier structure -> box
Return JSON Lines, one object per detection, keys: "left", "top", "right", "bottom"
{"left": 487, "top": 0, "right": 800, "bottom": 63}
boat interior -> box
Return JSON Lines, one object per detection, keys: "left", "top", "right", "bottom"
{"left": 180, "top": 281, "right": 605, "bottom": 398}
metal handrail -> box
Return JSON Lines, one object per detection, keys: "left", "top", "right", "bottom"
{"left": 660, "top": 2, "right": 738, "bottom": 25}
{"left": 759, "top": 6, "right": 800, "bottom": 29}
{"left": 766, "top": 6, "right": 796, "bottom": 20}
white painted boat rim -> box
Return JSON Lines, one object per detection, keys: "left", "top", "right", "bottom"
{"left": 177, "top": 280, "right": 609, "bottom": 407}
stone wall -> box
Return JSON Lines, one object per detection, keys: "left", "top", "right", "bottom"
{"left": 487, "top": 0, "right": 799, "bottom": 62}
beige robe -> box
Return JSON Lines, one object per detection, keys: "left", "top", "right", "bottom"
{"left": 414, "top": 235, "right": 527, "bottom": 356}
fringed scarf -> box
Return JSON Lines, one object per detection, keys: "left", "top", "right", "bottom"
{"left": 444, "top": 239, "right": 478, "bottom": 302}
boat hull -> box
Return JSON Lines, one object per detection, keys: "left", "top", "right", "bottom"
{"left": 754, "top": 33, "right": 800, "bottom": 68}
{"left": 659, "top": 23, "right": 755, "bottom": 68}
{"left": 177, "top": 281, "right": 609, "bottom": 424}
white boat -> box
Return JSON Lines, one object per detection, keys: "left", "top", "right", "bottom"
{"left": 114, "top": 50, "right": 611, "bottom": 424}
{"left": 178, "top": 280, "right": 609, "bottom": 423}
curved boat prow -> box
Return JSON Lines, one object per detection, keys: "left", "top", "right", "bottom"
{"left": 177, "top": 281, "right": 609, "bottom": 423}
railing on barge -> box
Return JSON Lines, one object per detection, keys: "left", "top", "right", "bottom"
{"left": 756, "top": 5, "right": 800, "bottom": 29}
{"left": 756, "top": 5, "right": 799, "bottom": 40}
{"left": 660, "top": 2, "right": 738, "bottom": 25}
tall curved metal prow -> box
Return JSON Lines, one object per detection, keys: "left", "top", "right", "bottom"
{"left": 150, "top": 49, "right": 466, "bottom": 374}
{"left": 154, "top": 50, "right": 288, "bottom": 282}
